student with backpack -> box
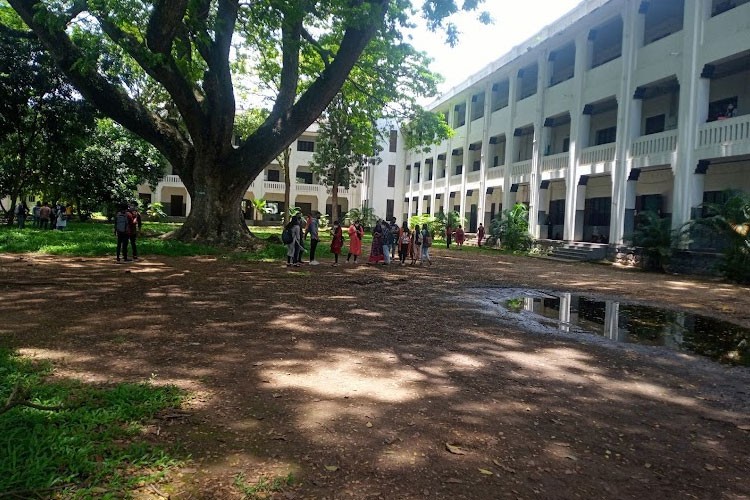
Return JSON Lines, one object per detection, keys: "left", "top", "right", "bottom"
{"left": 284, "top": 215, "right": 302, "bottom": 267}
{"left": 114, "top": 203, "right": 134, "bottom": 262}
{"left": 421, "top": 226, "right": 433, "bottom": 265}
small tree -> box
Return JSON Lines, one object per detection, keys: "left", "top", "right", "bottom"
{"left": 628, "top": 211, "right": 682, "bottom": 272}
{"left": 489, "top": 203, "right": 533, "bottom": 252}
{"left": 345, "top": 206, "right": 377, "bottom": 228}
{"left": 694, "top": 191, "right": 750, "bottom": 283}
{"left": 434, "top": 211, "right": 464, "bottom": 239}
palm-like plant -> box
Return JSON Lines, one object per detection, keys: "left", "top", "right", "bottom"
{"left": 695, "top": 191, "right": 750, "bottom": 283}
{"left": 489, "top": 203, "right": 532, "bottom": 252}
{"left": 629, "top": 211, "right": 677, "bottom": 272}
{"left": 434, "top": 211, "right": 464, "bottom": 239}
{"left": 344, "top": 206, "right": 377, "bottom": 228}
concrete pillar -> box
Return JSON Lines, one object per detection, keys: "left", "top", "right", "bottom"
{"left": 623, "top": 169, "right": 640, "bottom": 240}
{"left": 604, "top": 301, "right": 621, "bottom": 341}
{"left": 610, "top": 2, "right": 642, "bottom": 245}
{"left": 478, "top": 81, "right": 493, "bottom": 228}
{"left": 538, "top": 180, "right": 551, "bottom": 239}
{"left": 528, "top": 52, "right": 548, "bottom": 239}
{"left": 565, "top": 33, "right": 591, "bottom": 242}
{"left": 459, "top": 95, "right": 471, "bottom": 224}
{"left": 574, "top": 176, "right": 587, "bottom": 241}
{"left": 672, "top": 0, "right": 711, "bottom": 240}
{"left": 502, "top": 71, "right": 519, "bottom": 218}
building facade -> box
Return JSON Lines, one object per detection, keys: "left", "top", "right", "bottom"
{"left": 389, "top": 0, "right": 750, "bottom": 245}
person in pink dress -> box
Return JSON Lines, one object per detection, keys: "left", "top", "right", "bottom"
{"left": 347, "top": 220, "right": 363, "bottom": 264}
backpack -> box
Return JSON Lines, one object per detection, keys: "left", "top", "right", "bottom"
{"left": 281, "top": 226, "right": 293, "bottom": 244}
{"left": 400, "top": 232, "right": 411, "bottom": 245}
{"left": 115, "top": 212, "right": 128, "bottom": 233}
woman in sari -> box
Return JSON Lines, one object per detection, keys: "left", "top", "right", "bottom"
{"left": 367, "top": 220, "right": 385, "bottom": 264}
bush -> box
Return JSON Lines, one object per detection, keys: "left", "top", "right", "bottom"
{"left": 488, "top": 203, "right": 532, "bottom": 252}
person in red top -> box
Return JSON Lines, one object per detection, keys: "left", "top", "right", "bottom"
{"left": 455, "top": 225, "right": 465, "bottom": 248}
{"left": 347, "top": 220, "right": 363, "bottom": 264}
{"left": 330, "top": 220, "right": 344, "bottom": 266}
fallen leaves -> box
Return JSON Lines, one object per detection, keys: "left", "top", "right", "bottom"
{"left": 445, "top": 443, "right": 467, "bottom": 455}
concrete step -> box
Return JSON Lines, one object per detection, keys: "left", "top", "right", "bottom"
{"left": 550, "top": 243, "right": 607, "bottom": 262}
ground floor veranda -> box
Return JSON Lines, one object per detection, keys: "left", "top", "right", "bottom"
{"left": 137, "top": 177, "right": 359, "bottom": 222}
{"left": 403, "top": 154, "right": 750, "bottom": 247}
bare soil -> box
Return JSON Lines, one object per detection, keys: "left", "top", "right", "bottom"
{"left": 1, "top": 249, "right": 749, "bottom": 499}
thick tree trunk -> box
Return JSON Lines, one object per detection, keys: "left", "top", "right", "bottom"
{"left": 170, "top": 159, "right": 255, "bottom": 247}
{"left": 331, "top": 181, "right": 340, "bottom": 223}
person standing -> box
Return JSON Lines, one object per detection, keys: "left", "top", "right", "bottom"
{"left": 445, "top": 225, "right": 453, "bottom": 249}
{"left": 347, "top": 220, "right": 362, "bottom": 264}
{"left": 306, "top": 212, "right": 320, "bottom": 265}
{"left": 398, "top": 222, "right": 411, "bottom": 265}
{"left": 367, "top": 220, "right": 385, "bottom": 264}
{"left": 38, "top": 202, "right": 51, "bottom": 230}
{"left": 285, "top": 215, "right": 302, "bottom": 266}
{"left": 411, "top": 224, "right": 422, "bottom": 265}
{"left": 389, "top": 218, "right": 399, "bottom": 261}
{"left": 382, "top": 221, "right": 394, "bottom": 265}
{"left": 14, "top": 201, "right": 27, "bottom": 229}
{"left": 128, "top": 203, "right": 142, "bottom": 260}
{"left": 330, "top": 220, "right": 344, "bottom": 266}
{"left": 32, "top": 201, "right": 41, "bottom": 227}
{"left": 421, "top": 225, "right": 433, "bottom": 265}
{"left": 55, "top": 206, "right": 68, "bottom": 231}
{"left": 114, "top": 203, "right": 132, "bottom": 262}
{"left": 455, "top": 225, "right": 465, "bottom": 248}
{"left": 477, "top": 223, "right": 485, "bottom": 247}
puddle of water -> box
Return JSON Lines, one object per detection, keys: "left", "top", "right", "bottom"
{"left": 489, "top": 290, "right": 750, "bottom": 366}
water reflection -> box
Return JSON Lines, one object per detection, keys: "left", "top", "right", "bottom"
{"left": 502, "top": 292, "right": 749, "bottom": 366}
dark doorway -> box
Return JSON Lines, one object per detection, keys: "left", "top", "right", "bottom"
{"left": 469, "top": 204, "right": 478, "bottom": 232}
{"left": 170, "top": 195, "right": 185, "bottom": 216}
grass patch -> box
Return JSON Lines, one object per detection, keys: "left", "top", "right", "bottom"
{"left": 233, "top": 472, "right": 295, "bottom": 499}
{"left": 0, "top": 348, "right": 186, "bottom": 498}
{"left": 0, "top": 221, "right": 376, "bottom": 263}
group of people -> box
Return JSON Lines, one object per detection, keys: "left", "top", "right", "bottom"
{"left": 114, "top": 203, "right": 142, "bottom": 263}
{"left": 444, "top": 222, "right": 486, "bottom": 248}
{"left": 14, "top": 201, "right": 72, "bottom": 230}
{"left": 284, "top": 214, "right": 434, "bottom": 268}
{"left": 366, "top": 218, "right": 432, "bottom": 266}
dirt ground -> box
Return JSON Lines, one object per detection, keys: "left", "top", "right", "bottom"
{"left": 1, "top": 248, "right": 749, "bottom": 499}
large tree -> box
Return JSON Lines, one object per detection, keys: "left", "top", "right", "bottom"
{"left": 4, "top": 0, "right": 486, "bottom": 245}
{"left": 0, "top": 17, "right": 94, "bottom": 223}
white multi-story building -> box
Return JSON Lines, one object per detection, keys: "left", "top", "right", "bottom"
{"left": 379, "top": 0, "right": 750, "bottom": 244}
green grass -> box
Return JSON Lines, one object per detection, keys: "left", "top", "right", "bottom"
{"left": 233, "top": 472, "right": 295, "bottom": 499}
{"left": 0, "top": 348, "right": 186, "bottom": 498}
{"left": 0, "top": 221, "right": 376, "bottom": 263}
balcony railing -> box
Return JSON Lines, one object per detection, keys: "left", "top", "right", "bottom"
{"left": 296, "top": 184, "right": 319, "bottom": 193}
{"left": 510, "top": 159, "right": 532, "bottom": 176}
{"left": 541, "top": 152, "right": 569, "bottom": 172}
{"left": 580, "top": 143, "right": 616, "bottom": 165}
{"left": 631, "top": 130, "right": 677, "bottom": 157}
{"left": 698, "top": 115, "right": 750, "bottom": 148}
{"left": 467, "top": 170, "right": 481, "bottom": 183}
{"left": 264, "top": 181, "right": 285, "bottom": 191}
{"left": 486, "top": 166, "right": 504, "bottom": 180}
{"left": 162, "top": 175, "right": 182, "bottom": 184}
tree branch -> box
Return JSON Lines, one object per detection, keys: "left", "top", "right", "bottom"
{"left": 269, "top": 9, "right": 303, "bottom": 121}
{"left": 7, "top": 0, "right": 191, "bottom": 168}
{"left": 92, "top": 13, "right": 207, "bottom": 143}
{"left": 301, "top": 27, "right": 332, "bottom": 67}
{"left": 146, "top": 0, "right": 189, "bottom": 54}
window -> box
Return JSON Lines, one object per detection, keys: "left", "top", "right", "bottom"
{"left": 455, "top": 164, "right": 463, "bottom": 175}
{"left": 562, "top": 138, "right": 570, "bottom": 153}
{"left": 267, "top": 169, "right": 280, "bottom": 182}
{"left": 386, "top": 199, "right": 394, "bottom": 220}
{"left": 491, "top": 80, "right": 510, "bottom": 111}
{"left": 387, "top": 164, "right": 395, "bottom": 187}
{"left": 297, "top": 140, "right": 315, "bottom": 152}
{"left": 645, "top": 115, "right": 665, "bottom": 135}
{"left": 707, "top": 96, "right": 738, "bottom": 122}
{"left": 389, "top": 130, "right": 398, "bottom": 152}
{"left": 472, "top": 160, "right": 481, "bottom": 171}
{"left": 584, "top": 197, "right": 611, "bottom": 226}
{"left": 453, "top": 103, "right": 466, "bottom": 128}
{"left": 296, "top": 171, "right": 313, "bottom": 184}
{"left": 595, "top": 126, "right": 617, "bottom": 145}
